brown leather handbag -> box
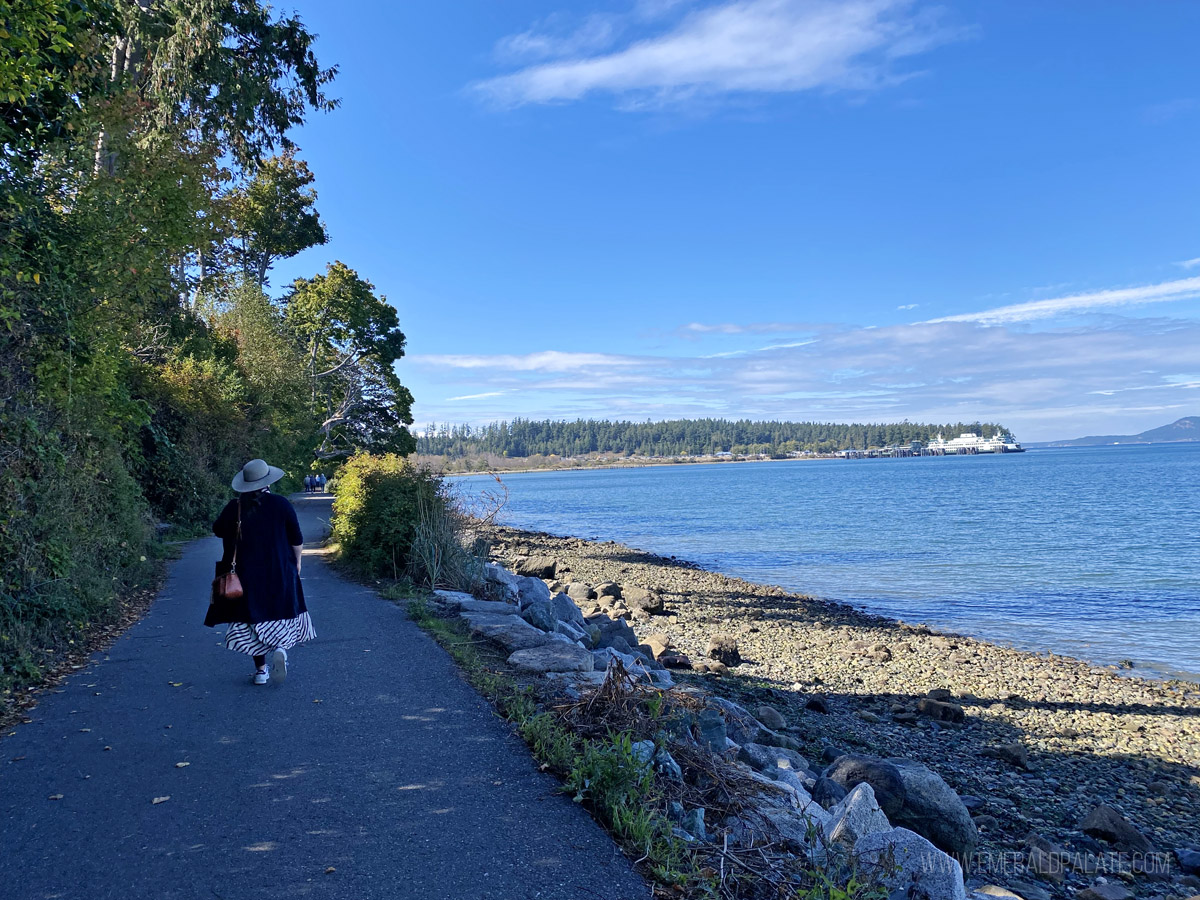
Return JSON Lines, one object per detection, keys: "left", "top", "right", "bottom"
{"left": 212, "top": 499, "right": 244, "bottom": 601}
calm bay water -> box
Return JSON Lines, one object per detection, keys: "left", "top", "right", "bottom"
{"left": 460, "top": 443, "right": 1200, "bottom": 680}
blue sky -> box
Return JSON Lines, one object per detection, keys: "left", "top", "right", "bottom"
{"left": 271, "top": 1, "right": 1200, "bottom": 442}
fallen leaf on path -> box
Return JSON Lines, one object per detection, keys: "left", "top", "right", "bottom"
{"left": 49, "top": 794, "right": 63, "bottom": 800}
{"left": 312, "top": 699, "right": 322, "bottom": 704}
{"left": 103, "top": 746, "right": 112, "bottom": 751}
{"left": 175, "top": 762, "right": 190, "bottom": 768}
{"left": 11, "top": 756, "right": 25, "bottom": 761}
{"left": 152, "top": 796, "right": 170, "bottom": 804}
{"left": 79, "top": 728, "right": 90, "bottom": 732}
{"left": 325, "top": 867, "right": 336, "bottom": 874}
{"left": 169, "top": 682, "right": 183, "bottom": 687}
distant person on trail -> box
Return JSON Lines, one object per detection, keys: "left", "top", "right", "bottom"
{"left": 304, "top": 474, "right": 313, "bottom": 493}
{"left": 317, "top": 473, "right": 326, "bottom": 492}
{"left": 206, "top": 459, "right": 315, "bottom": 685}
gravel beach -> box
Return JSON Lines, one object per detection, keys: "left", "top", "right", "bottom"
{"left": 490, "top": 524, "right": 1200, "bottom": 896}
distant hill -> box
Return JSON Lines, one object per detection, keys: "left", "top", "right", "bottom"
{"left": 1032, "top": 416, "right": 1200, "bottom": 448}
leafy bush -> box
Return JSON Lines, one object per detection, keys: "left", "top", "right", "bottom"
{"left": 330, "top": 453, "right": 440, "bottom": 578}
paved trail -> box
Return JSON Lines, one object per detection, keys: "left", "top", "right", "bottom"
{"left": 0, "top": 496, "right": 647, "bottom": 900}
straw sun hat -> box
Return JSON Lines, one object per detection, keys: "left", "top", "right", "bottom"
{"left": 231, "top": 458, "right": 285, "bottom": 493}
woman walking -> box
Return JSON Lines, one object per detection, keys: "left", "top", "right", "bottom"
{"left": 207, "top": 459, "right": 315, "bottom": 684}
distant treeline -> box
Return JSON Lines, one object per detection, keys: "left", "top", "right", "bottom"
{"left": 417, "top": 418, "right": 1008, "bottom": 459}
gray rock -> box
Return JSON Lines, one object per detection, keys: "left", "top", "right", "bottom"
{"left": 555, "top": 620, "right": 589, "bottom": 644}
{"left": 855, "top": 827, "right": 966, "bottom": 900}
{"left": 550, "top": 591, "right": 586, "bottom": 627}
{"left": 654, "top": 747, "right": 683, "bottom": 781}
{"left": 824, "top": 782, "right": 892, "bottom": 847}
{"left": 917, "top": 698, "right": 967, "bottom": 722}
{"left": 696, "top": 708, "right": 726, "bottom": 752}
{"left": 825, "top": 755, "right": 907, "bottom": 819}
{"left": 594, "top": 581, "right": 622, "bottom": 599}
{"left": 707, "top": 696, "right": 767, "bottom": 746}
{"left": 667, "top": 801, "right": 685, "bottom": 822}
{"left": 566, "top": 582, "right": 594, "bottom": 601}
{"left": 805, "top": 695, "right": 831, "bottom": 714}
{"left": 515, "top": 575, "right": 551, "bottom": 610}
{"left": 1026, "top": 834, "right": 1069, "bottom": 883}
{"left": 887, "top": 758, "right": 978, "bottom": 860}
{"left": 456, "top": 598, "right": 521, "bottom": 616}
{"left": 707, "top": 633, "right": 742, "bottom": 666}
{"left": 648, "top": 669, "right": 675, "bottom": 688}
{"left": 738, "top": 742, "right": 810, "bottom": 778}
{"left": 507, "top": 642, "right": 595, "bottom": 674}
{"left": 432, "top": 589, "right": 477, "bottom": 607}
{"left": 1176, "top": 849, "right": 1200, "bottom": 875}
{"left": 592, "top": 646, "right": 649, "bottom": 676}
{"left": 462, "top": 613, "right": 552, "bottom": 652}
{"left": 756, "top": 704, "right": 787, "bottom": 730}
{"left": 982, "top": 742, "right": 1030, "bottom": 770}
{"left": 1080, "top": 805, "right": 1154, "bottom": 854}
{"left": 681, "top": 808, "right": 706, "bottom": 841}
{"left": 813, "top": 776, "right": 848, "bottom": 810}
{"left": 630, "top": 740, "right": 656, "bottom": 767}
{"left": 514, "top": 556, "right": 557, "bottom": 579}
{"left": 521, "top": 597, "right": 558, "bottom": 632}
{"left": 623, "top": 585, "right": 664, "bottom": 614}
{"left": 483, "top": 565, "right": 521, "bottom": 601}
{"left": 1075, "top": 884, "right": 1133, "bottom": 900}
{"left": 1005, "top": 881, "right": 1052, "bottom": 900}
{"left": 591, "top": 616, "right": 639, "bottom": 650}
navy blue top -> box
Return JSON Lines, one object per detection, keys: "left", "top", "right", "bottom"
{"left": 208, "top": 491, "right": 306, "bottom": 626}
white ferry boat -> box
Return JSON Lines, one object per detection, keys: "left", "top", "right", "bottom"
{"left": 926, "top": 431, "right": 1024, "bottom": 454}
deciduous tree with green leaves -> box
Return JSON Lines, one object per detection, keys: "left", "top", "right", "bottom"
{"left": 285, "top": 262, "right": 415, "bottom": 459}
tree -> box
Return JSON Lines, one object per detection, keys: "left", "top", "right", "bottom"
{"left": 284, "top": 262, "right": 414, "bottom": 459}
{"left": 229, "top": 152, "right": 327, "bottom": 286}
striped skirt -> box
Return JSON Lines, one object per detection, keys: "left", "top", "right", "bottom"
{"left": 225, "top": 612, "right": 316, "bottom": 656}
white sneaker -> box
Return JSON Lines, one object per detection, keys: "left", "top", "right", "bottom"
{"left": 253, "top": 668, "right": 269, "bottom": 685}
{"left": 269, "top": 649, "right": 288, "bottom": 684}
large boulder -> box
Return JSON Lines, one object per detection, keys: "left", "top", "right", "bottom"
{"left": 565, "top": 582, "right": 595, "bottom": 601}
{"left": 594, "top": 581, "right": 622, "bottom": 599}
{"left": 886, "top": 758, "right": 978, "bottom": 860}
{"left": 551, "top": 592, "right": 586, "bottom": 628}
{"left": 738, "top": 742, "right": 811, "bottom": 779}
{"left": 824, "top": 782, "right": 892, "bottom": 847}
{"left": 591, "top": 615, "right": 639, "bottom": 650}
{"left": 483, "top": 564, "right": 520, "bottom": 601}
{"left": 461, "top": 613, "right": 551, "bottom": 653}
{"left": 515, "top": 576, "right": 551, "bottom": 610}
{"left": 855, "top": 827, "right": 966, "bottom": 900}
{"left": 521, "top": 597, "right": 558, "bottom": 632}
{"left": 514, "top": 556, "right": 557, "bottom": 579}
{"left": 707, "top": 634, "right": 742, "bottom": 666}
{"left": 623, "top": 585, "right": 663, "bottom": 614}
{"left": 507, "top": 642, "right": 594, "bottom": 674}
{"left": 824, "top": 755, "right": 907, "bottom": 819}
{"left": 1080, "top": 805, "right": 1154, "bottom": 854}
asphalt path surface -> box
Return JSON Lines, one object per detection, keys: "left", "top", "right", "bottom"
{"left": 0, "top": 495, "right": 647, "bottom": 900}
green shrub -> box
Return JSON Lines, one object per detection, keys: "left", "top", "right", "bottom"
{"left": 331, "top": 452, "right": 439, "bottom": 578}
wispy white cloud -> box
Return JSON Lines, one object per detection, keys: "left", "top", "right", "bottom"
{"left": 681, "top": 321, "right": 815, "bottom": 336}
{"left": 446, "top": 391, "right": 511, "bottom": 402}
{"left": 925, "top": 276, "right": 1200, "bottom": 325}
{"left": 474, "top": 0, "right": 973, "bottom": 109}
{"left": 414, "top": 351, "right": 639, "bottom": 372}
{"left": 897, "top": 303, "right": 918, "bottom": 310}
{"left": 1176, "top": 257, "right": 1200, "bottom": 270}
{"left": 703, "top": 339, "right": 819, "bottom": 358}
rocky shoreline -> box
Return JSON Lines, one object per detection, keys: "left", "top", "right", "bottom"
{"left": 486, "top": 524, "right": 1200, "bottom": 899}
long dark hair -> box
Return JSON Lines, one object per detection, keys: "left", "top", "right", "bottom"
{"left": 239, "top": 487, "right": 270, "bottom": 514}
